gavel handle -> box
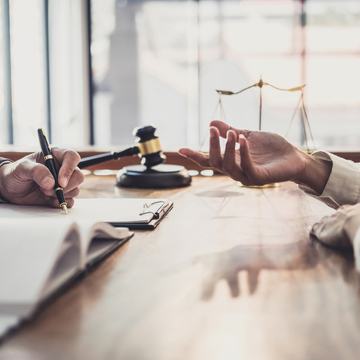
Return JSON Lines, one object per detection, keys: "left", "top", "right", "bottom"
{"left": 78, "top": 146, "right": 140, "bottom": 169}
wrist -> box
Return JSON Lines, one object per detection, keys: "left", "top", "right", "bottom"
{"left": 294, "top": 151, "right": 332, "bottom": 195}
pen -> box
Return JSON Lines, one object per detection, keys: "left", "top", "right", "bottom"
{"left": 37, "top": 128, "right": 68, "bottom": 214}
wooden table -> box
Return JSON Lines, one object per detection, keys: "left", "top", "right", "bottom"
{"left": 1, "top": 174, "right": 359, "bottom": 360}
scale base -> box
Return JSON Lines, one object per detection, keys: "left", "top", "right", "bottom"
{"left": 116, "top": 164, "right": 192, "bottom": 189}
{"left": 237, "top": 182, "right": 280, "bottom": 189}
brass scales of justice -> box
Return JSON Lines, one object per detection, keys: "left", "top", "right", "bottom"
{"left": 204, "top": 75, "right": 316, "bottom": 188}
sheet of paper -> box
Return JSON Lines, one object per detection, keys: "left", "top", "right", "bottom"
{"left": 72, "top": 198, "right": 168, "bottom": 224}
{"left": 0, "top": 198, "right": 165, "bottom": 316}
{"left": 0, "top": 198, "right": 168, "bottom": 224}
{"left": 0, "top": 218, "right": 75, "bottom": 313}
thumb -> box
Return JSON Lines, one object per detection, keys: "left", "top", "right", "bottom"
{"left": 14, "top": 160, "right": 55, "bottom": 190}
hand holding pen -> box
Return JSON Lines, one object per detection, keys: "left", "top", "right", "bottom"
{"left": 0, "top": 132, "right": 84, "bottom": 208}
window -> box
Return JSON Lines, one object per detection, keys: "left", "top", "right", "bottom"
{"left": 48, "top": 0, "right": 91, "bottom": 147}
{"left": 91, "top": 0, "right": 360, "bottom": 151}
{"left": 91, "top": 0, "right": 199, "bottom": 149}
{"left": 0, "top": 0, "right": 90, "bottom": 149}
{"left": 0, "top": 0, "right": 11, "bottom": 144}
{"left": 10, "top": 0, "right": 47, "bottom": 147}
{"left": 1, "top": 0, "right": 360, "bottom": 152}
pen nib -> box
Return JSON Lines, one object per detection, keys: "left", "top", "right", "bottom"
{"left": 61, "top": 204, "right": 68, "bottom": 215}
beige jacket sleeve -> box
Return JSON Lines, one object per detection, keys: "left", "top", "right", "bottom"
{"left": 299, "top": 151, "right": 360, "bottom": 209}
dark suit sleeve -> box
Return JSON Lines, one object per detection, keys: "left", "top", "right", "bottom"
{"left": 0, "top": 157, "right": 12, "bottom": 166}
{"left": 0, "top": 157, "right": 12, "bottom": 165}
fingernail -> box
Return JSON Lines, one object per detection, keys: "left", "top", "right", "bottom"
{"left": 226, "top": 130, "right": 233, "bottom": 139}
{"left": 41, "top": 176, "right": 53, "bottom": 188}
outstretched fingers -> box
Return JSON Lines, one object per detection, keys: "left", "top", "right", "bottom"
{"left": 210, "top": 120, "right": 250, "bottom": 140}
{"left": 208, "top": 127, "right": 223, "bottom": 170}
{"left": 178, "top": 148, "right": 210, "bottom": 167}
{"left": 222, "top": 130, "right": 239, "bottom": 176}
{"left": 238, "top": 134, "right": 262, "bottom": 185}
{"left": 222, "top": 131, "right": 248, "bottom": 184}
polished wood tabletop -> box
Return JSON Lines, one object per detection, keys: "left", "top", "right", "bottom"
{"left": 1, "top": 174, "right": 359, "bottom": 360}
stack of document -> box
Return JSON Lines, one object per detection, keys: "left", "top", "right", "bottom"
{"left": 0, "top": 198, "right": 173, "bottom": 339}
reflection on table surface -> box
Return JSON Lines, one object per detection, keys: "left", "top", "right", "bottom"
{"left": 1, "top": 175, "right": 359, "bottom": 360}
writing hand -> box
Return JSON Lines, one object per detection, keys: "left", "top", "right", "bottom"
{"left": 179, "top": 120, "right": 331, "bottom": 193}
{"left": 0, "top": 148, "right": 84, "bottom": 208}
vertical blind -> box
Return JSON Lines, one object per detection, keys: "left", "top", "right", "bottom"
{"left": 0, "top": 0, "right": 92, "bottom": 149}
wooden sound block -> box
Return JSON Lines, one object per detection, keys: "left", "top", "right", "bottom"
{"left": 116, "top": 164, "right": 192, "bottom": 189}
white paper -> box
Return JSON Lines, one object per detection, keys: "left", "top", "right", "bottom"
{"left": 0, "top": 198, "right": 168, "bottom": 224}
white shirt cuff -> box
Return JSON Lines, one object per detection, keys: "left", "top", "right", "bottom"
{"left": 299, "top": 151, "right": 360, "bottom": 209}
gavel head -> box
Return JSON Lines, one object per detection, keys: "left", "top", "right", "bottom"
{"left": 133, "top": 125, "right": 166, "bottom": 169}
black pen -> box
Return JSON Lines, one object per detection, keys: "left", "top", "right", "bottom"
{"left": 37, "top": 128, "right": 68, "bottom": 214}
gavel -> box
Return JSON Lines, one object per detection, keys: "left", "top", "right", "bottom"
{"left": 78, "top": 125, "right": 166, "bottom": 169}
